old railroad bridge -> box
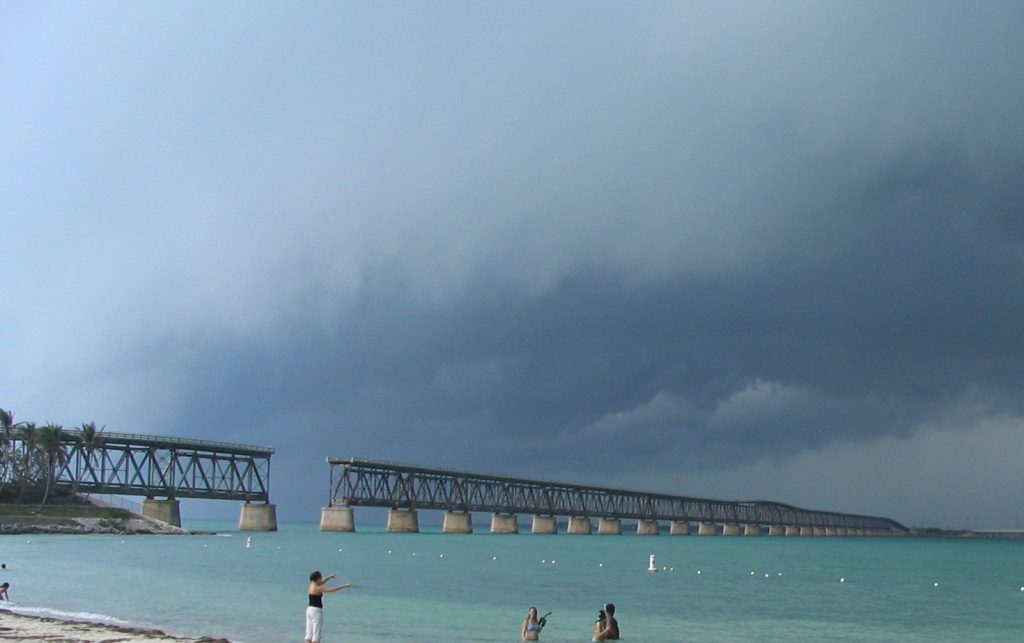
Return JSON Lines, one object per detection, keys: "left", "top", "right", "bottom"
{"left": 320, "top": 458, "right": 907, "bottom": 536}
{"left": 37, "top": 430, "right": 277, "bottom": 530}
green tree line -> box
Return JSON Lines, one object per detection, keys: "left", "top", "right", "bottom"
{"left": 0, "top": 408, "right": 104, "bottom": 508}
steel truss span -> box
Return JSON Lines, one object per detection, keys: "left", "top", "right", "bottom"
{"left": 328, "top": 458, "right": 905, "bottom": 532}
{"left": 47, "top": 430, "right": 274, "bottom": 501}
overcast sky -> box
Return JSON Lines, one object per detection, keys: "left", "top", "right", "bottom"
{"left": 3, "top": 2, "right": 1023, "bottom": 528}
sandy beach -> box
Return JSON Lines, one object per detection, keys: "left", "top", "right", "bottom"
{"left": 0, "top": 608, "right": 230, "bottom": 642}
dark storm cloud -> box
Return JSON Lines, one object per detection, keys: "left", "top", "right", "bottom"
{"left": 4, "top": 2, "right": 1024, "bottom": 525}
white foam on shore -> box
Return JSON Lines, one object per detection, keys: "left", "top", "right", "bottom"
{"left": 7, "top": 604, "right": 133, "bottom": 627}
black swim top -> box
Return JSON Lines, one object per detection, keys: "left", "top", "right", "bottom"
{"left": 309, "top": 593, "right": 323, "bottom": 608}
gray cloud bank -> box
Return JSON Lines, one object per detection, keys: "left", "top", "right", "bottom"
{"left": 2, "top": 2, "right": 1023, "bottom": 526}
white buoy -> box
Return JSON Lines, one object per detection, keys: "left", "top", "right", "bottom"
{"left": 551, "top": 560, "right": 557, "bottom": 565}
{"left": 541, "top": 559, "right": 546, "bottom": 564}
{"left": 778, "top": 572, "right": 783, "bottom": 576}
{"left": 412, "top": 552, "right": 416, "bottom": 556}
{"left": 840, "top": 577, "right": 846, "bottom": 583}
{"left": 1019, "top": 586, "right": 1023, "bottom": 592}
{"left": 648, "top": 554, "right": 658, "bottom": 572}
{"left": 750, "top": 570, "right": 755, "bottom": 575}
{"left": 387, "top": 550, "right": 392, "bottom": 554}
{"left": 245, "top": 537, "right": 252, "bottom": 549}
{"left": 933, "top": 582, "right": 940, "bottom": 587}
{"left": 492, "top": 556, "right": 497, "bottom": 560}
{"left": 598, "top": 563, "right": 603, "bottom": 567}
{"left": 765, "top": 573, "right": 769, "bottom": 578}
{"left": 439, "top": 554, "right": 444, "bottom": 558}
{"left": 697, "top": 570, "right": 702, "bottom": 575}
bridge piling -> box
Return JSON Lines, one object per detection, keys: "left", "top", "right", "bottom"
{"left": 386, "top": 509, "right": 419, "bottom": 532}
{"left": 239, "top": 502, "right": 278, "bottom": 531}
{"left": 768, "top": 525, "right": 785, "bottom": 536}
{"left": 443, "top": 511, "right": 473, "bottom": 533}
{"left": 320, "top": 505, "right": 354, "bottom": 532}
{"left": 669, "top": 520, "right": 690, "bottom": 535}
{"left": 531, "top": 515, "right": 557, "bottom": 534}
{"left": 722, "top": 523, "right": 741, "bottom": 536}
{"left": 698, "top": 521, "right": 717, "bottom": 535}
{"left": 567, "top": 516, "right": 592, "bottom": 534}
{"left": 636, "top": 519, "right": 659, "bottom": 535}
{"left": 597, "top": 518, "right": 621, "bottom": 534}
{"left": 141, "top": 498, "right": 181, "bottom": 527}
{"left": 743, "top": 524, "right": 761, "bottom": 536}
{"left": 490, "top": 513, "right": 518, "bottom": 534}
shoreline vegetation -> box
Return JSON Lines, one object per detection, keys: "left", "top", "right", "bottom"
{"left": 0, "top": 498, "right": 204, "bottom": 535}
{"left": 0, "top": 608, "right": 231, "bottom": 642}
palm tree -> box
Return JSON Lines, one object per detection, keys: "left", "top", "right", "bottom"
{"left": 36, "top": 424, "right": 67, "bottom": 509}
{"left": 76, "top": 422, "right": 105, "bottom": 494}
{"left": 15, "top": 422, "right": 39, "bottom": 502}
{"left": 0, "top": 409, "right": 18, "bottom": 498}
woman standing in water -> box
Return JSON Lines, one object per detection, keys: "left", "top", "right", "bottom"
{"left": 521, "top": 606, "right": 545, "bottom": 640}
{"left": 305, "top": 570, "right": 352, "bottom": 643}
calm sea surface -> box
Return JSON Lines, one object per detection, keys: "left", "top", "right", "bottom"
{"left": 2, "top": 521, "right": 1023, "bottom": 641}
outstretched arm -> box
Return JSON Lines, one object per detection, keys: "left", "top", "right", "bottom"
{"left": 322, "top": 582, "right": 352, "bottom": 593}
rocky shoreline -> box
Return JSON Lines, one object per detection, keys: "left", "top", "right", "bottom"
{"left": 0, "top": 517, "right": 204, "bottom": 535}
{"left": 0, "top": 608, "right": 231, "bottom": 642}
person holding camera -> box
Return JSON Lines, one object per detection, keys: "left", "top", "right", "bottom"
{"left": 592, "top": 603, "right": 619, "bottom": 640}
{"left": 521, "top": 606, "right": 548, "bottom": 640}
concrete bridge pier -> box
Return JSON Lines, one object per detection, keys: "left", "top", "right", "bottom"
{"left": 532, "top": 515, "right": 558, "bottom": 534}
{"left": 722, "top": 523, "right": 741, "bottom": 536}
{"left": 567, "top": 516, "right": 592, "bottom": 534}
{"left": 698, "top": 521, "right": 717, "bottom": 535}
{"left": 825, "top": 528, "right": 837, "bottom": 536}
{"left": 669, "top": 520, "right": 690, "bottom": 535}
{"left": 490, "top": 513, "right": 518, "bottom": 534}
{"left": 443, "top": 511, "right": 473, "bottom": 533}
{"left": 743, "top": 524, "right": 761, "bottom": 536}
{"left": 812, "top": 527, "right": 826, "bottom": 536}
{"left": 785, "top": 526, "right": 800, "bottom": 536}
{"left": 598, "top": 518, "right": 622, "bottom": 534}
{"left": 386, "top": 509, "right": 419, "bottom": 532}
{"left": 142, "top": 498, "right": 181, "bottom": 528}
{"left": 320, "top": 505, "right": 355, "bottom": 532}
{"left": 836, "top": 528, "right": 848, "bottom": 536}
{"left": 238, "top": 502, "right": 277, "bottom": 531}
{"left": 800, "top": 527, "right": 814, "bottom": 536}
{"left": 768, "top": 526, "right": 785, "bottom": 536}
{"left": 637, "top": 519, "right": 659, "bottom": 535}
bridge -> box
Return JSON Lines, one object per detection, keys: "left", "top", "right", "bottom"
{"left": 32, "top": 430, "right": 275, "bottom": 530}
{"left": 320, "top": 458, "right": 907, "bottom": 536}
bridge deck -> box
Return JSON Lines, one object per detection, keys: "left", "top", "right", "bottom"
{"left": 328, "top": 457, "right": 905, "bottom": 531}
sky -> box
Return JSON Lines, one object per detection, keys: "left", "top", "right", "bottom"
{"left": 2, "top": 1, "right": 1023, "bottom": 529}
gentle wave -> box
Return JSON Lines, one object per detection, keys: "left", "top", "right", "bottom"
{"left": 6, "top": 604, "right": 133, "bottom": 627}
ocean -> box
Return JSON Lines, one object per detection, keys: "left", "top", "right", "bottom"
{"left": 2, "top": 521, "right": 1022, "bottom": 641}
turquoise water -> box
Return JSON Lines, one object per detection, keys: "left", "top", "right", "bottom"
{"left": 2, "top": 521, "right": 1023, "bottom": 641}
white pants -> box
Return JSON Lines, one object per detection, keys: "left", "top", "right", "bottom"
{"left": 305, "top": 606, "right": 323, "bottom": 642}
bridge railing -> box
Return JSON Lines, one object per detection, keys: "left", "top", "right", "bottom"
{"left": 328, "top": 458, "right": 905, "bottom": 532}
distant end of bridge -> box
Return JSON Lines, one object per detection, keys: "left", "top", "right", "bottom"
{"left": 319, "top": 457, "right": 907, "bottom": 536}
